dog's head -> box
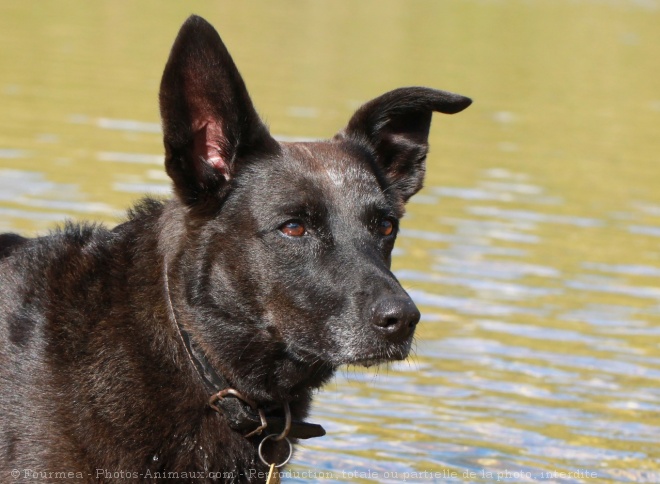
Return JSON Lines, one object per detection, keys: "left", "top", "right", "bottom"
{"left": 159, "top": 16, "right": 471, "bottom": 402}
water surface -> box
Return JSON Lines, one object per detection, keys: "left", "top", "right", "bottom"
{"left": 1, "top": 1, "right": 659, "bottom": 482}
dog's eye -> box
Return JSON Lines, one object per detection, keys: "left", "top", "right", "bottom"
{"left": 280, "top": 220, "right": 306, "bottom": 237}
{"left": 378, "top": 218, "right": 395, "bottom": 237}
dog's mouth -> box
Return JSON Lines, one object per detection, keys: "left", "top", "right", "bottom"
{"left": 333, "top": 335, "right": 414, "bottom": 368}
{"left": 344, "top": 356, "right": 391, "bottom": 368}
{"left": 285, "top": 340, "right": 412, "bottom": 369}
{"left": 342, "top": 346, "right": 411, "bottom": 368}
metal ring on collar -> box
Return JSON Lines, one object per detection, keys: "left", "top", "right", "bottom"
{"left": 258, "top": 434, "right": 293, "bottom": 468}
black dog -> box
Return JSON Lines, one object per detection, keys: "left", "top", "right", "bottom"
{"left": 0, "top": 15, "right": 470, "bottom": 482}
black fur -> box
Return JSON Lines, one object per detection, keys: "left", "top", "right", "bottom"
{"left": 0, "top": 15, "right": 470, "bottom": 482}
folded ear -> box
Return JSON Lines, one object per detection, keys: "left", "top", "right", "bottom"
{"left": 336, "top": 87, "right": 471, "bottom": 202}
{"left": 159, "top": 15, "right": 277, "bottom": 207}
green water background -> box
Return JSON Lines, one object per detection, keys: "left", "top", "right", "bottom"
{"left": 1, "top": 1, "right": 659, "bottom": 482}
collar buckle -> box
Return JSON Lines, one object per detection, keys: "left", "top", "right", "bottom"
{"left": 209, "top": 388, "right": 268, "bottom": 438}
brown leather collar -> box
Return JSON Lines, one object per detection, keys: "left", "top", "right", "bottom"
{"left": 163, "top": 263, "right": 325, "bottom": 440}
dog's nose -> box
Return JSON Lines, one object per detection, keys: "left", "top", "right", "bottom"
{"left": 371, "top": 296, "right": 420, "bottom": 342}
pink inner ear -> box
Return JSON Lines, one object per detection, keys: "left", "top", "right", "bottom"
{"left": 192, "top": 119, "right": 230, "bottom": 180}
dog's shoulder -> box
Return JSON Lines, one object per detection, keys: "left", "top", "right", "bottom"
{"left": 2, "top": 197, "right": 165, "bottom": 266}
{"left": 0, "top": 197, "right": 166, "bottom": 316}
{"left": 0, "top": 198, "right": 166, "bottom": 362}
{"left": 0, "top": 222, "right": 111, "bottom": 337}
{"left": 1, "top": 221, "right": 109, "bottom": 272}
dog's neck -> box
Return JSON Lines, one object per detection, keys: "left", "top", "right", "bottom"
{"left": 163, "top": 262, "right": 230, "bottom": 395}
{"left": 163, "top": 261, "right": 325, "bottom": 441}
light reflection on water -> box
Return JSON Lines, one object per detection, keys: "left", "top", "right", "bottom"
{"left": 294, "top": 161, "right": 660, "bottom": 480}
{"left": 1, "top": 1, "right": 659, "bottom": 483}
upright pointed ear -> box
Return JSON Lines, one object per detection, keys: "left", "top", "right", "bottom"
{"left": 336, "top": 87, "right": 471, "bottom": 202}
{"left": 159, "top": 15, "right": 278, "bottom": 207}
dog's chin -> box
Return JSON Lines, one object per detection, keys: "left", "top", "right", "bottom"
{"left": 285, "top": 336, "right": 413, "bottom": 370}
{"left": 342, "top": 354, "right": 408, "bottom": 368}
{"left": 337, "top": 341, "right": 413, "bottom": 368}
{"left": 345, "top": 357, "right": 391, "bottom": 368}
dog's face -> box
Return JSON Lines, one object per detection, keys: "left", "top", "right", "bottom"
{"left": 207, "top": 141, "right": 414, "bottom": 368}
{"left": 159, "top": 16, "right": 471, "bottom": 400}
